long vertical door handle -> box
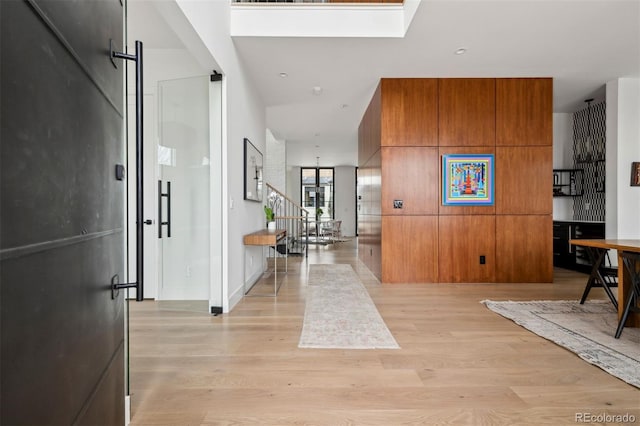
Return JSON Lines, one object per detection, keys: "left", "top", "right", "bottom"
{"left": 158, "top": 180, "right": 171, "bottom": 238}
{"left": 166, "top": 181, "right": 171, "bottom": 238}
{"left": 158, "top": 180, "right": 163, "bottom": 238}
{"left": 111, "top": 40, "right": 145, "bottom": 301}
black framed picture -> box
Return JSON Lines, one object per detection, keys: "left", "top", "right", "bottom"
{"left": 244, "top": 138, "right": 263, "bottom": 201}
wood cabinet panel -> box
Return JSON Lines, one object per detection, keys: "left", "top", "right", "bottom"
{"left": 439, "top": 216, "right": 496, "bottom": 282}
{"left": 370, "top": 213, "right": 382, "bottom": 280}
{"left": 382, "top": 216, "right": 438, "bottom": 283}
{"left": 381, "top": 79, "right": 438, "bottom": 147}
{"left": 439, "top": 78, "right": 496, "bottom": 147}
{"left": 359, "top": 82, "right": 381, "bottom": 166}
{"left": 370, "top": 153, "right": 382, "bottom": 216}
{"left": 496, "top": 78, "right": 552, "bottom": 146}
{"left": 438, "top": 146, "right": 497, "bottom": 215}
{"left": 496, "top": 146, "right": 552, "bottom": 214}
{"left": 496, "top": 215, "right": 553, "bottom": 283}
{"left": 381, "top": 147, "right": 439, "bottom": 215}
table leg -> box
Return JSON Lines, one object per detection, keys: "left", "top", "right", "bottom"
{"left": 580, "top": 247, "right": 618, "bottom": 309}
{"left": 618, "top": 251, "right": 640, "bottom": 327}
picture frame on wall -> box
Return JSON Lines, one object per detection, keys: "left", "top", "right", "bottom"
{"left": 244, "top": 138, "right": 263, "bottom": 202}
{"left": 442, "top": 154, "right": 494, "bottom": 206}
{"left": 631, "top": 162, "right": 640, "bottom": 187}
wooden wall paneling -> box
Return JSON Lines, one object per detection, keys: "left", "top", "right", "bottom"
{"left": 496, "top": 215, "right": 553, "bottom": 283}
{"left": 370, "top": 213, "right": 382, "bottom": 280}
{"left": 382, "top": 216, "right": 438, "bottom": 283}
{"left": 359, "top": 216, "right": 370, "bottom": 269}
{"left": 369, "top": 150, "right": 382, "bottom": 216}
{"left": 359, "top": 81, "right": 381, "bottom": 166}
{"left": 439, "top": 78, "right": 496, "bottom": 147}
{"left": 438, "top": 146, "right": 497, "bottom": 215}
{"left": 496, "top": 78, "right": 552, "bottom": 146}
{"left": 438, "top": 215, "right": 496, "bottom": 282}
{"left": 381, "top": 147, "right": 439, "bottom": 215}
{"left": 361, "top": 165, "right": 371, "bottom": 216}
{"left": 380, "top": 78, "right": 438, "bottom": 147}
{"left": 496, "top": 146, "right": 552, "bottom": 214}
{"left": 371, "top": 83, "right": 382, "bottom": 159}
{"left": 358, "top": 118, "right": 365, "bottom": 166}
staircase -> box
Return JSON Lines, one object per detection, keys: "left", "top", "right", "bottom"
{"left": 266, "top": 183, "right": 309, "bottom": 257}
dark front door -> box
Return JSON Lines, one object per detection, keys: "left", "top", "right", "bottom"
{"left": 1, "top": 0, "right": 126, "bottom": 424}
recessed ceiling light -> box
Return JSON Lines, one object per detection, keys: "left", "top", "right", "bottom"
{"left": 454, "top": 48, "right": 467, "bottom": 55}
{"left": 312, "top": 86, "right": 323, "bottom": 95}
{"left": 279, "top": 72, "right": 288, "bottom": 78}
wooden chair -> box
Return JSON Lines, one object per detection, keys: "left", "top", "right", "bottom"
{"left": 615, "top": 251, "right": 640, "bottom": 338}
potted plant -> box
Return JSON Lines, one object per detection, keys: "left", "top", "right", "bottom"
{"left": 315, "top": 207, "right": 323, "bottom": 220}
{"left": 264, "top": 205, "right": 276, "bottom": 231}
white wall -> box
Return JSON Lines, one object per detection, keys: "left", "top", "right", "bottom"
{"left": 176, "top": 0, "right": 267, "bottom": 312}
{"left": 552, "top": 112, "right": 573, "bottom": 221}
{"left": 606, "top": 78, "right": 640, "bottom": 240}
{"left": 264, "top": 129, "right": 286, "bottom": 192}
{"left": 334, "top": 166, "right": 356, "bottom": 237}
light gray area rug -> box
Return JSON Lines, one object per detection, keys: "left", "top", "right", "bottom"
{"left": 483, "top": 300, "right": 640, "bottom": 388}
{"left": 299, "top": 264, "right": 399, "bottom": 349}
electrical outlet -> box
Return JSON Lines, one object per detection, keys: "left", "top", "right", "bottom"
{"left": 480, "top": 255, "right": 486, "bottom": 265}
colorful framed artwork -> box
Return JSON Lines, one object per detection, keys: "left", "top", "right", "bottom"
{"left": 442, "top": 154, "right": 494, "bottom": 206}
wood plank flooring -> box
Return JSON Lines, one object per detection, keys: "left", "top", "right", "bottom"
{"left": 129, "top": 240, "right": 639, "bottom": 425}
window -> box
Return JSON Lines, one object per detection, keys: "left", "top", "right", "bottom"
{"left": 301, "top": 167, "right": 334, "bottom": 220}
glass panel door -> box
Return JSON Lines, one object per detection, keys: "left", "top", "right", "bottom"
{"left": 157, "top": 76, "right": 210, "bottom": 306}
{"left": 301, "top": 167, "right": 334, "bottom": 220}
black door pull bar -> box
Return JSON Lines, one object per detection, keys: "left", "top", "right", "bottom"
{"left": 110, "top": 40, "right": 145, "bottom": 301}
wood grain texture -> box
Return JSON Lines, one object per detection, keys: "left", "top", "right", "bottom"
{"left": 381, "top": 147, "right": 439, "bottom": 215}
{"left": 243, "top": 229, "right": 286, "bottom": 245}
{"left": 438, "top": 78, "right": 496, "bottom": 147}
{"left": 496, "top": 215, "right": 553, "bottom": 283}
{"left": 439, "top": 215, "right": 496, "bottom": 282}
{"left": 129, "top": 242, "right": 640, "bottom": 426}
{"left": 382, "top": 216, "right": 438, "bottom": 283}
{"left": 381, "top": 79, "right": 438, "bottom": 147}
{"left": 496, "top": 78, "right": 552, "bottom": 146}
{"left": 359, "top": 82, "right": 381, "bottom": 166}
{"left": 496, "top": 146, "right": 552, "bottom": 215}
{"left": 438, "top": 146, "right": 497, "bottom": 215}
{"left": 369, "top": 150, "right": 382, "bottom": 216}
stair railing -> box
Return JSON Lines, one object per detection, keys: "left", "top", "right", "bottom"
{"left": 266, "top": 183, "right": 309, "bottom": 257}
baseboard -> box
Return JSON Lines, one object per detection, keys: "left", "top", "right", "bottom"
{"left": 228, "top": 283, "right": 246, "bottom": 311}
{"left": 125, "top": 395, "right": 130, "bottom": 426}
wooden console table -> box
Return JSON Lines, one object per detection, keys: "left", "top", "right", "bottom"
{"left": 243, "top": 229, "right": 287, "bottom": 296}
{"left": 569, "top": 239, "right": 640, "bottom": 329}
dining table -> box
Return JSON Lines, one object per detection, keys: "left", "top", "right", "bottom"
{"left": 569, "top": 239, "right": 640, "bottom": 328}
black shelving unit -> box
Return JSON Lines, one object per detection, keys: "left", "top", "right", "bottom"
{"left": 553, "top": 169, "right": 583, "bottom": 197}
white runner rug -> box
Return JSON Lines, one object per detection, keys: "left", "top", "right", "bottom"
{"left": 299, "top": 264, "right": 399, "bottom": 349}
{"left": 483, "top": 299, "right": 640, "bottom": 388}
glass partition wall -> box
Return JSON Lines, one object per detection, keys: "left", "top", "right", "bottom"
{"left": 301, "top": 168, "right": 334, "bottom": 221}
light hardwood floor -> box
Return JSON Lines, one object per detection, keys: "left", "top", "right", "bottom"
{"left": 129, "top": 240, "right": 639, "bottom": 425}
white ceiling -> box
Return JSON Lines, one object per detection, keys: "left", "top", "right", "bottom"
{"left": 129, "top": 1, "right": 640, "bottom": 168}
